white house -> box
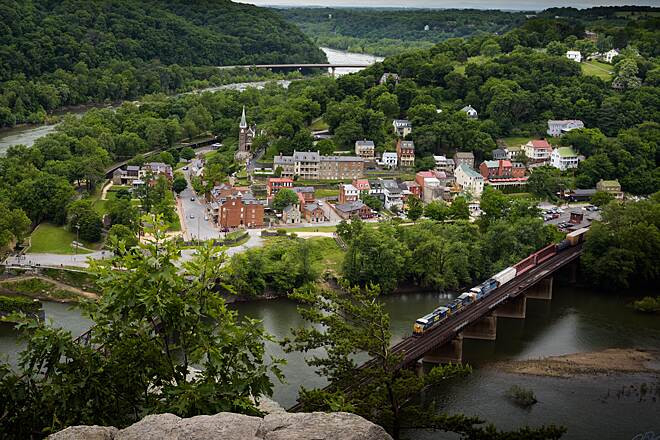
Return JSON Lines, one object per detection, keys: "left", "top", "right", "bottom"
{"left": 604, "top": 49, "right": 619, "bottom": 63}
{"left": 550, "top": 147, "right": 579, "bottom": 171}
{"left": 355, "top": 140, "right": 375, "bottom": 159}
{"left": 433, "top": 155, "right": 455, "bottom": 174}
{"left": 381, "top": 152, "right": 398, "bottom": 169}
{"left": 523, "top": 139, "right": 553, "bottom": 161}
{"left": 547, "top": 119, "right": 584, "bottom": 137}
{"left": 566, "top": 50, "right": 582, "bottom": 63}
{"left": 455, "top": 163, "right": 484, "bottom": 198}
{"left": 392, "top": 119, "right": 412, "bottom": 137}
{"left": 460, "top": 105, "right": 478, "bottom": 119}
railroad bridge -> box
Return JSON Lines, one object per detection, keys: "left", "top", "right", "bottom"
{"left": 288, "top": 243, "right": 583, "bottom": 411}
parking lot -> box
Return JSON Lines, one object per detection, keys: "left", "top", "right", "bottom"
{"left": 539, "top": 202, "right": 601, "bottom": 231}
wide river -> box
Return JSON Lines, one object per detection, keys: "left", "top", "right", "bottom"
{"left": 0, "top": 48, "right": 382, "bottom": 155}
{"left": 2, "top": 283, "right": 658, "bottom": 439}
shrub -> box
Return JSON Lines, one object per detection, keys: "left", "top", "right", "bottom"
{"left": 506, "top": 385, "right": 537, "bottom": 407}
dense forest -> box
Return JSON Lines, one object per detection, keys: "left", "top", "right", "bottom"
{"left": 0, "top": 0, "right": 325, "bottom": 127}
{"left": 279, "top": 8, "right": 529, "bottom": 56}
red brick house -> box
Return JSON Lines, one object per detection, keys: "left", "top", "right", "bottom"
{"left": 267, "top": 178, "right": 293, "bottom": 198}
{"left": 334, "top": 201, "right": 374, "bottom": 220}
{"left": 219, "top": 194, "right": 264, "bottom": 229}
{"left": 479, "top": 160, "right": 513, "bottom": 180}
{"left": 304, "top": 203, "right": 327, "bottom": 223}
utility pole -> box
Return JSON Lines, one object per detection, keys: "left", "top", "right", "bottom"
{"left": 74, "top": 223, "right": 80, "bottom": 260}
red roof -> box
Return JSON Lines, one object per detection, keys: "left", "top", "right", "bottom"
{"left": 416, "top": 171, "right": 435, "bottom": 178}
{"left": 268, "top": 178, "right": 293, "bottom": 184}
{"left": 500, "top": 160, "right": 513, "bottom": 167}
{"left": 530, "top": 140, "right": 552, "bottom": 150}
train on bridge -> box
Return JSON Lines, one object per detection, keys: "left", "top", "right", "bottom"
{"left": 412, "top": 227, "right": 589, "bottom": 335}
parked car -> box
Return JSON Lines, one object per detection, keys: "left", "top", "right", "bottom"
{"left": 183, "top": 166, "right": 188, "bottom": 170}
{"left": 189, "top": 214, "right": 195, "bottom": 219}
{"left": 190, "top": 197, "right": 195, "bottom": 201}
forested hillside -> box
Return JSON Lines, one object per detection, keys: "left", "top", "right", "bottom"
{"left": 279, "top": 8, "right": 529, "bottom": 56}
{"left": 0, "top": 0, "right": 325, "bottom": 127}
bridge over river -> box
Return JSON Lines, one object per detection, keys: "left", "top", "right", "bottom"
{"left": 217, "top": 63, "right": 372, "bottom": 76}
{"left": 288, "top": 243, "right": 583, "bottom": 411}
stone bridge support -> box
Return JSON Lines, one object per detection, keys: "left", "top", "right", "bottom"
{"left": 495, "top": 294, "right": 527, "bottom": 319}
{"left": 526, "top": 276, "right": 553, "bottom": 300}
{"left": 423, "top": 334, "right": 463, "bottom": 364}
{"left": 463, "top": 313, "right": 497, "bottom": 340}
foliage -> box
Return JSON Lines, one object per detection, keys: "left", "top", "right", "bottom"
{"left": 583, "top": 194, "right": 660, "bottom": 289}
{"left": 506, "top": 385, "right": 538, "bottom": 408}
{"left": 0, "top": 217, "right": 282, "bottom": 437}
{"left": 590, "top": 191, "right": 615, "bottom": 207}
{"left": 172, "top": 175, "right": 188, "bottom": 194}
{"left": 0, "top": 0, "right": 325, "bottom": 128}
{"left": 361, "top": 194, "right": 383, "bottom": 211}
{"left": 632, "top": 296, "right": 660, "bottom": 313}
{"left": 107, "top": 224, "right": 139, "bottom": 253}
{"left": 272, "top": 188, "right": 299, "bottom": 211}
{"left": 528, "top": 166, "right": 566, "bottom": 200}
{"left": 0, "top": 295, "right": 40, "bottom": 315}
{"left": 67, "top": 200, "right": 103, "bottom": 243}
{"left": 406, "top": 196, "right": 424, "bottom": 221}
{"left": 285, "top": 283, "right": 564, "bottom": 440}
{"left": 0, "top": 203, "right": 31, "bottom": 250}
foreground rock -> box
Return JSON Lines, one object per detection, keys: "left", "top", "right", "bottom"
{"left": 48, "top": 411, "right": 392, "bottom": 440}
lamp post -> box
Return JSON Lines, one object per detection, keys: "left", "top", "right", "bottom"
{"left": 74, "top": 223, "right": 80, "bottom": 259}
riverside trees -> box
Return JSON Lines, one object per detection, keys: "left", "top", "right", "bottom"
{"left": 0, "top": 218, "right": 282, "bottom": 438}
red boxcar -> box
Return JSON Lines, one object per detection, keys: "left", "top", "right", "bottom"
{"left": 514, "top": 254, "right": 536, "bottom": 276}
{"left": 534, "top": 244, "right": 557, "bottom": 265}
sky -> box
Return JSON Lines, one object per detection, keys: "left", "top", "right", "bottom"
{"left": 236, "top": 0, "right": 659, "bottom": 10}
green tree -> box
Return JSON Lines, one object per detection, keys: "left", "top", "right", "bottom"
{"left": 546, "top": 40, "right": 568, "bottom": 56}
{"left": 373, "top": 92, "right": 400, "bottom": 119}
{"left": 180, "top": 147, "right": 196, "bottom": 161}
{"left": 449, "top": 196, "right": 470, "bottom": 220}
{"left": 361, "top": 194, "right": 383, "bottom": 212}
{"left": 590, "top": 191, "right": 614, "bottom": 207}
{"left": 406, "top": 196, "right": 424, "bottom": 221}
{"left": 107, "top": 224, "right": 138, "bottom": 253}
{"left": 0, "top": 205, "right": 31, "bottom": 250}
{"left": 172, "top": 175, "right": 188, "bottom": 194}
{"left": 527, "top": 166, "right": 564, "bottom": 200}
{"left": 425, "top": 200, "right": 450, "bottom": 222}
{"left": 612, "top": 58, "right": 642, "bottom": 90}
{"left": 0, "top": 219, "right": 282, "bottom": 437}
{"left": 272, "top": 188, "right": 299, "bottom": 211}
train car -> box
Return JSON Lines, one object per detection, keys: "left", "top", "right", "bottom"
{"left": 534, "top": 244, "right": 557, "bottom": 265}
{"left": 413, "top": 306, "right": 450, "bottom": 335}
{"left": 480, "top": 278, "right": 499, "bottom": 297}
{"left": 457, "top": 292, "right": 476, "bottom": 306}
{"left": 566, "top": 228, "right": 589, "bottom": 246}
{"left": 514, "top": 254, "right": 536, "bottom": 276}
{"left": 493, "top": 267, "right": 516, "bottom": 287}
{"left": 447, "top": 299, "right": 462, "bottom": 313}
{"left": 556, "top": 239, "right": 571, "bottom": 252}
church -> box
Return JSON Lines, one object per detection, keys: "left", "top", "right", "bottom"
{"left": 236, "top": 106, "right": 256, "bottom": 162}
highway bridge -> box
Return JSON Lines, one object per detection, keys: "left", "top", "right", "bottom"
{"left": 217, "top": 63, "right": 373, "bottom": 76}
{"left": 288, "top": 243, "right": 583, "bottom": 411}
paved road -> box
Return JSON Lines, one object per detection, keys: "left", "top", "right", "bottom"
{"left": 4, "top": 251, "right": 111, "bottom": 268}
{"left": 179, "top": 169, "right": 218, "bottom": 241}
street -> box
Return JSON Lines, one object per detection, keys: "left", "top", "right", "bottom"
{"left": 179, "top": 168, "right": 219, "bottom": 241}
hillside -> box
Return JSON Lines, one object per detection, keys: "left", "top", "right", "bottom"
{"left": 0, "top": 0, "right": 325, "bottom": 127}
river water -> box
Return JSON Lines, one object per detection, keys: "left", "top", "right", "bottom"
{"left": 0, "top": 48, "right": 381, "bottom": 155}
{"left": 1, "top": 283, "right": 658, "bottom": 438}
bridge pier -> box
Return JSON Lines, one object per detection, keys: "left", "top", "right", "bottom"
{"left": 423, "top": 334, "right": 463, "bottom": 364}
{"left": 463, "top": 313, "right": 497, "bottom": 340}
{"left": 495, "top": 294, "right": 527, "bottom": 319}
{"left": 526, "top": 276, "right": 553, "bottom": 300}
{"left": 330, "top": 67, "right": 336, "bottom": 77}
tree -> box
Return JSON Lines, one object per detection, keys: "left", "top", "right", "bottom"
{"left": 527, "top": 166, "right": 564, "bottom": 200}
{"left": 406, "top": 196, "right": 424, "bottom": 221}
{"left": 107, "top": 198, "right": 140, "bottom": 231}
{"left": 172, "top": 175, "right": 188, "bottom": 194}
{"left": 373, "top": 92, "right": 399, "bottom": 119}
{"left": 546, "top": 40, "right": 568, "bottom": 56}
{"left": 159, "top": 151, "right": 176, "bottom": 168}
{"left": 425, "top": 200, "right": 450, "bottom": 222}
{"left": 612, "top": 58, "right": 642, "bottom": 90}
{"left": 0, "top": 219, "right": 282, "bottom": 437}
{"left": 590, "top": 191, "right": 614, "bottom": 207}
{"left": 449, "top": 196, "right": 470, "bottom": 220}
{"left": 107, "top": 224, "right": 138, "bottom": 253}
{"left": 361, "top": 194, "right": 383, "bottom": 212}
{"left": 272, "top": 188, "right": 299, "bottom": 211}
{"left": 285, "top": 283, "right": 565, "bottom": 440}
{"left": 0, "top": 205, "right": 31, "bottom": 250}
{"left": 480, "top": 39, "right": 501, "bottom": 57}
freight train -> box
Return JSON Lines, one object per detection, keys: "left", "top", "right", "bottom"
{"left": 412, "top": 227, "right": 588, "bottom": 335}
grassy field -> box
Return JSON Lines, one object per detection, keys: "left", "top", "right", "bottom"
{"left": 581, "top": 60, "right": 613, "bottom": 80}
{"left": 1, "top": 278, "right": 77, "bottom": 300}
{"left": 29, "top": 223, "right": 94, "bottom": 254}
{"left": 314, "top": 188, "right": 339, "bottom": 198}
{"left": 309, "top": 117, "right": 329, "bottom": 131}
{"left": 308, "top": 237, "right": 344, "bottom": 273}
{"left": 286, "top": 225, "right": 338, "bottom": 233}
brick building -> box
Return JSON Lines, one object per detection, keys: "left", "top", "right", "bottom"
{"left": 218, "top": 194, "right": 264, "bottom": 229}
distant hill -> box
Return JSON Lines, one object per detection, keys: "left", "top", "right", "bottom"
{"left": 0, "top": 0, "right": 326, "bottom": 82}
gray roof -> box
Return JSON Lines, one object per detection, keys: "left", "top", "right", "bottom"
{"left": 574, "top": 188, "right": 597, "bottom": 196}
{"left": 126, "top": 165, "right": 140, "bottom": 171}
{"left": 304, "top": 203, "right": 322, "bottom": 212}
{"left": 455, "top": 151, "right": 475, "bottom": 159}
{"left": 293, "top": 150, "right": 320, "bottom": 162}
{"left": 399, "top": 141, "right": 415, "bottom": 150}
{"left": 393, "top": 119, "right": 412, "bottom": 127}
{"left": 294, "top": 186, "right": 315, "bottom": 194}
{"left": 457, "top": 163, "right": 482, "bottom": 179}
{"left": 335, "top": 200, "right": 366, "bottom": 213}
{"left": 320, "top": 156, "right": 364, "bottom": 162}
{"left": 283, "top": 205, "right": 298, "bottom": 213}
{"left": 274, "top": 155, "right": 295, "bottom": 165}
{"left": 356, "top": 140, "right": 375, "bottom": 147}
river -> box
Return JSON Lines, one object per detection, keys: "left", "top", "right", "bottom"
{"left": 0, "top": 47, "right": 381, "bottom": 156}
{"left": 1, "top": 283, "right": 658, "bottom": 438}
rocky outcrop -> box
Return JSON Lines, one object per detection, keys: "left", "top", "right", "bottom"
{"left": 48, "top": 411, "right": 392, "bottom": 440}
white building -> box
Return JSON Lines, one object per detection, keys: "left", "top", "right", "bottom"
{"left": 604, "top": 49, "right": 619, "bottom": 63}
{"left": 523, "top": 139, "right": 553, "bottom": 161}
{"left": 460, "top": 105, "right": 478, "bottom": 119}
{"left": 355, "top": 140, "right": 375, "bottom": 159}
{"left": 381, "top": 152, "right": 398, "bottom": 169}
{"left": 566, "top": 50, "right": 582, "bottom": 63}
{"left": 392, "top": 119, "right": 412, "bottom": 137}
{"left": 433, "top": 155, "right": 455, "bottom": 174}
{"left": 550, "top": 147, "right": 579, "bottom": 171}
{"left": 455, "top": 163, "right": 484, "bottom": 198}
{"left": 547, "top": 119, "right": 584, "bottom": 137}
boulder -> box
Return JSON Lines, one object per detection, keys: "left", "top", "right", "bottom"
{"left": 258, "top": 412, "right": 391, "bottom": 440}
{"left": 47, "top": 426, "right": 118, "bottom": 440}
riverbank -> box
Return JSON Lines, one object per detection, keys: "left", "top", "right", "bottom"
{"left": 494, "top": 348, "right": 660, "bottom": 378}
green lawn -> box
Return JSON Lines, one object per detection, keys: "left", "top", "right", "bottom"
{"left": 581, "top": 61, "right": 613, "bottom": 81}
{"left": 1, "top": 278, "right": 77, "bottom": 300}
{"left": 500, "top": 137, "right": 533, "bottom": 148}
{"left": 286, "top": 225, "right": 338, "bottom": 233}
{"left": 308, "top": 237, "right": 344, "bottom": 273}
{"left": 309, "top": 117, "right": 329, "bottom": 131}
{"left": 314, "top": 188, "right": 339, "bottom": 198}
{"left": 29, "top": 223, "right": 93, "bottom": 255}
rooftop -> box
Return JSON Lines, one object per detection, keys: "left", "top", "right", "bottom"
{"left": 399, "top": 140, "right": 415, "bottom": 150}
{"left": 455, "top": 151, "right": 475, "bottom": 159}
{"left": 393, "top": 119, "right": 412, "bottom": 127}
{"left": 457, "top": 163, "right": 482, "bottom": 179}
{"left": 555, "top": 147, "right": 578, "bottom": 158}
{"left": 355, "top": 140, "right": 375, "bottom": 147}
{"left": 528, "top": 139, "right": 552, "bottom": 150}
{"left": 335, "top": 200, "right": 367, "bottom": 213}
